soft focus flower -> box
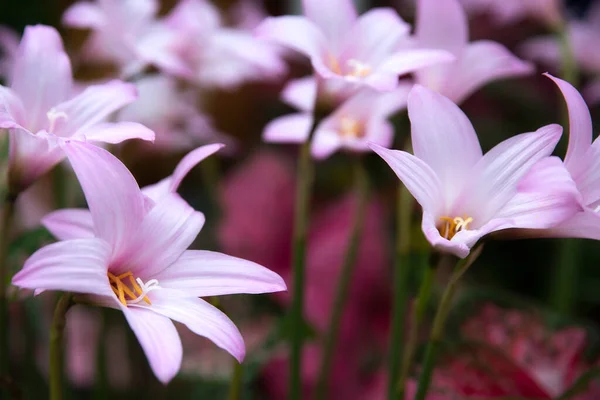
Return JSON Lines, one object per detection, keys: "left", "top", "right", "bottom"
{"left": 256, "top": 0, "right": 455, "bottom": 91}
{"left": 370, "top": 85, "right": 581, "bottom": 258}
{"left": 264, "top": 83, "right": 411, "bottom": 158}
{"left": 521, "top": 3, "right": 600, "bottom": 105}
{"left": 532, "top": 74, "right": 600, "bottom": 240}
{"left": 0, "top": 25, "right": 154, "bottom": 193}
{"left": 0, "top": 26, "right": 19, "bottom": 80}
{"left": 117, "top": 75, "right": 231, "bottom": 152}
{"left": 409, "top": 0, "right": 534, "bottom": 104}
{"left": 12, "top": 141, "right": 286, "bottom": 383}
{"left": 459, "top": 0, "right": 562, "bottom": 27}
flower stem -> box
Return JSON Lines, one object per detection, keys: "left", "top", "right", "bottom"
{"left": 396, "top": 253, "right": 438, "bottom": 399}
{"left": 0, "top": 192, "right": 16, "bottom": 380}
{"left": 228, "top": 360, "right": 243, "bottom": 400}
{"left": 49, "top": 293, "right": 74, "bottom": 400}
{"left": 556, "top": 23, "right": 578, "bottom": 86}
{"left": 388, "top": 140, "right": 414, "bottom": 400}
{"left": 552, "top": 239, "right": 580, "bottom": 315}
{"left": 288, "top": 109, "right": 325, "bottom": 400}
{"left": 314, "top": 158, "right": 369, "bottom": 400}
{"left": 414, "top": 247, "right": 482, "bottom": 400}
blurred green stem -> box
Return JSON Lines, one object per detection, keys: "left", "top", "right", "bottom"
{"left": 228, "top": 361, "right": 243, "bottom": 400}
{"left": 288, "top": 108, "right": 325, "bottom": 400}
{"left": 49, "top": 293, "right": 74, "bottom": 400}
{"left": 388, "top": 141, "right": 414, "bottom": 400}
{"left": 552, "top": 239, "right": 580, "bottom": 315}
{"left": 314, "top": 158, "right": 369, "bottom": 400}
{"left": 0, "top": 192, "right": 16, "bottom": 381}
{"left": 396, "top": 253, "right": 437, "bottom": 399}
{"left": 556, "top": 23, "right": 578, "bottom": 86}
{"left": 414, "top": 246, "right": 482, "bottom": 400}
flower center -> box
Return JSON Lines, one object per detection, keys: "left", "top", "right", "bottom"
{"left": 438, "top": 216, "right": 473, "bottom": 240}
{"left": 345, "top": 59, "right": 372, "bottom": 78}
{"left": 339, "top": 117, "right": 364, "bottom": 139}
{"left": 107, "top": 271, "right": 160, "bottom": 307}
{"left": 46, "top": 109, "right": 68, "bottom": 134}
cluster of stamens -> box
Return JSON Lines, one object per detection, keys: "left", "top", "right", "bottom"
{"left": 328, "top": 55, "right": 372, "bottom": 78}
{"left": 108, "top": 271, "right": 160, "bottom": 307}
{"left": 339, "top": 117, "right": 364, "bottom": 139}
{"left": 439, "top": 216, "right": 473, "bottom": 240}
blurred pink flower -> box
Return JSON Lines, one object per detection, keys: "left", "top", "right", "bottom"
{"left": 370, "top": 85, "right": 581, "bottom": 258}
{"left": 117, "top": 75, "right": 232, "bottom": 152}
{"left": 0, "top": 25, "right": 154, "bottom": 193}
{"left": 410, "top": 0, "right": 534, "bottom": 104}
{"left": 12, "top": 141, "right": 286, "bottom": 383}
{"left": 263, "top": 83, "right": 411, "bottom": 158}
{"left": 459, "top": 0, "right": 562, "bottom": 27}
{"left": 0, "top": 26, "right": 19, "bottom": 80}
{"left": 256, "top": 0, "right": 455, "bottom": 91}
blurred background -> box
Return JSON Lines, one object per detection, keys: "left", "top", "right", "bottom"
{"left": 2, "top": 0, "right": 600, "bottom": 398}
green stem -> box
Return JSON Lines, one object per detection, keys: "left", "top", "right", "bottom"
{"left": 556, "top": 23, "right": 578, "bottom": 86}
{"left": 414, "top": 247, "right": 482, "bottom": 400}
{"left": 388, "top": 140, "right": 414, "bottom": 400}
{"left": 228, "top": 361, "right": 243, "bottom": 400}
{"left": 314, "top": 158, "right": 369, "bottom": 400}
{"left": 396, "top": 253, "right": 437, "bottom": 399}
{"left": 0, "top": 193, "right": 16, "bottom": 381}
{"left": 552, "top": 239, "right": 580, "bottom": 315}
{"left": 288, "top": 109, "right": 325, "bottom": 400}
{"left": 49, "top": 293, "right": 74, "bottom": 400}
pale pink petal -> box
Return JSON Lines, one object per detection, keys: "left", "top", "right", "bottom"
{"left": 363, "top": 120, "right": 394, "bottom": 150}
{"left": 408, "top": 85, "right": 482, "bottom": 202}
{"left": 51, "top": 80, "right": 138, "bottom": 137}
{"left": 142, "top": 144, "right": 224, "bottom": 201}
{"left": 421, "top": 211, "right": 470, "bottom": 258}
{"left": 147, "top": 289, "right": 245, "bottom": 363}
{"left": 281, "top": 77, "right": 317, "bottom": 112}
{"left": 62, "top": 2, "right": 106, "bottom": 28}
{"left": 302, "top": 0, "right": 357, "bottom": 49}
{"left": 549, "top": 210, "right": 600, "bottom": 240}
{"left": 443, "top": 41, "right": 534, "bottom": 104}
{"left": 120, "top": 306, "right": 182, "bottom": 384}
{"left": 496, "top": 156, "right": 582, "bottom": 228}
{"left": 255, "top": 17, "right": 328, "bottom": 68}
{"left": 78, "top": 121, "right": 155, "bottom": 144}
{"left": 154, "top": 250, "right": 286, "bottom": 297}
{"left": 310, "top": 127, "right": 342, "bottom": 159}
{"left": 460, "top": 124, "right": 562, "bottom": 224}
{"left": 369, "top": 143, "right": 443, "bottom": 215}
{"left": 11, "top": 238, "right": 112, "bottom": 296}
{"left": 263, "top": 113, "right": 313, "bottom": 144}
{"left": 343, "top": 8, "right": 409, "bottom": 66}
{"left": 545, "top": 74, "right": 593, "bottom": 175}
{"left": 10, "top": 25, "right": 72, "bottom": 130}
{"left": 63, "top": 141, "right": 146, "bottom": 260}
{"left": 573, "top": 138, "right": 600, "bottom": 207}
{"left": 416, "top": 0, "right": 468, "bottom": 55}
{"left": 0, "top": 86, "right": 26, "bottom": 127}
{"left": 115, "top": 194, "right": 205, "bottom": 278}
{"left": 519, "top": 36, "right": 561, "bottom": 67}
{"left": 42, "top": 208, "right": 95, "bottom": 240}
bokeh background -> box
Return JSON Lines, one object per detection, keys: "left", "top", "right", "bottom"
{"left": 2, "top": 0, "right": 600, "bottom": 398}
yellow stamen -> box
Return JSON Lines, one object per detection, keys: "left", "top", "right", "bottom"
{"left": 108, "top": 271, "right": 152, "bottom": 307}
{"left": 438, "top": 216, "right": 473, "bottom": 240}
{"left": 328, "top": 54, "right": 342, "bottom": 74}
{"left": 339, "top": 117, "right": 364, "bottom": 139}
{"left": 346, "top": 59, "right": 372, "bottom": 78}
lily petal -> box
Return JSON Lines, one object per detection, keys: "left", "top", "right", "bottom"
{"left": 263, "top": 113, "right": 313, "bottom": 144}
{"left": 12, "top": 238, "right": 112, "bottom": 297}
{"left": 155, "top": 250, "right": 286, "bottom": 297}
{"left": 120, "top": 306, "right": 182, "bottom": 384}
{"left": 10, "top": 25, "right": 72, "bottom": 131}
{"left": 549, "top": 210, "right": 600, "bottom": 240}
{"left": 79, "top": 121, "right": 155, "bottom": 144}
{"left": 460, "top": 124, "right": 562, "bottom": 224}
{"left": 42, "top": 208, "right": 95, "bottom": 240}
{"left": 148, "top": 289, "right": 245, "bottom": 362}
{"left": 281, "top": 77, "right": 317, "bottom": 112}
{"left": 62, "top": 2, "right": 106, "bottom": 28}
{"left": 416, "top": 0, "right": 468, "bottom": 55}
{"left": 302, "top": 0, "right": 357, "bottom": 49}
{"left": 408, "top": 85, "right": 482, "bottom": 203}
{"left": 369, "top": 143, "right": 443, "bottom": 214}
{"left": 51, "top": 80, "right": 138, "bottom": 137}
{"left": 116, "top": 194, "right": 205, "bottom": 278}
{"left": 63, "top": 141, "right": 147, "bottom": 261}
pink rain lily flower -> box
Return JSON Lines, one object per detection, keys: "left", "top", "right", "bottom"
{"left": 459, "top": 0, "right": 562, "bottom": 27}
{"left": 410, "top": 0, "right": 535, "bottom": 104}
{"left": 264, "top": 84, "right": 412, "bottom": 159}
{"left": 255, "top": 0, "right": 455, "bottom": 91}
{"left": 0, "top": 25, "right": 153, "bottom": 193}
{"left": 117, "top": 75, "right": 232, "bottom": 152}
{"left": 532, "top": 74, "right": 600, "bottom": 240}
{"left": 12, "top": 141, "right": 286, "bottom": 383}
{"left": 370, "top": 85, "right": 581, "bottom": 258}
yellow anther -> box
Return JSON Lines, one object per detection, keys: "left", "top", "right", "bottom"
{"left": 339, "top": 117, "right": 364, "bottom": 139}
{"left": 346, "top": 59, "right": 372, "bottom": 78}
{"left": 439, "top": 216, "right": 473, "bottom": 240}
{"left": 328, "top": 54, "right": 342, "bottom": 74}
{"left": 108, "top": 271, "right": 152, "bottom": 307}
